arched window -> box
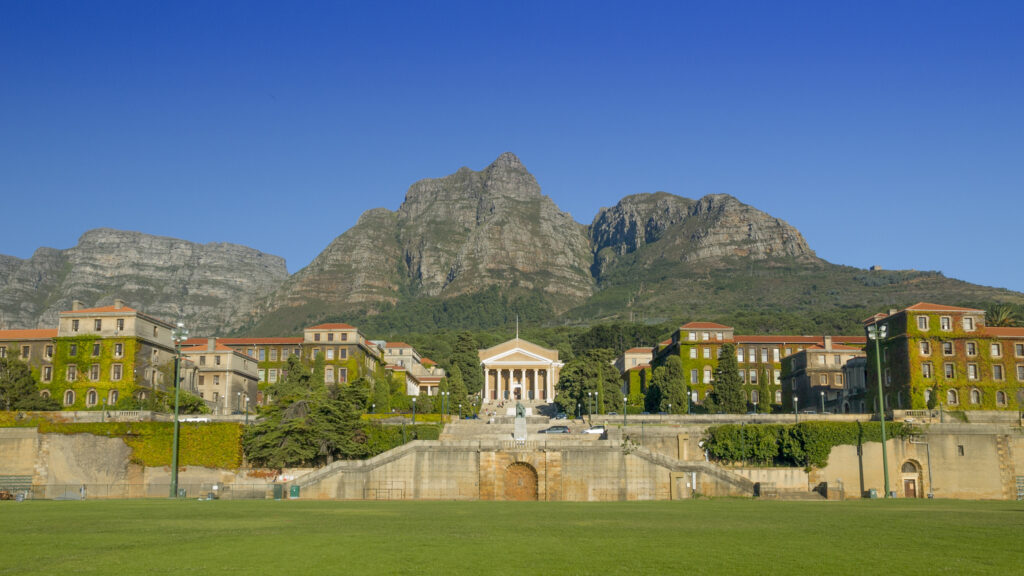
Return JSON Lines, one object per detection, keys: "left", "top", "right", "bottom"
{"left": 64, "top": 390, "right": 75, "bottom": 406}
{"left": 108, "top": 389, "right": 119, "bottom": 405}
{"left": 901, "top": 461, "right": 919, "bottom": 474}
{"left": 40, "top": 390, "right": 51, "bottom": 400}
{"left": 996, "top": 391, "right": 1007, "bottom": 406}
{"left": 86, "top": 389, "right": 98, "bottom": 407}
{"left": 750, "top": 390, "right": 760, "bottom": 405}
{"left": 947, "top": 389, "right": 959, "bottom": 405}
{"left": 969, "top": 389, "right": 981, "bottom": 404}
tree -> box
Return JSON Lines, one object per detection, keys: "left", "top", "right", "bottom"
{"left": 554, "top": 349, "right": 623, "bottom": 417}
{"left": 757, "top": 365, "right": 772, "bottom": 414}
{"left": 446, "top": 364, "right": 469, "bottom": 409}
{"left": 986, "top": 305, "right": 1020, "bottom": 327}
{"left": 449, "top": 332, "right": 483, "bottom": 396}
{"left": 243, "top": 356, "right": 370, "bottom": 468}
{"left": 706, "top": 343, "right": 746, "bottom": 414}
{"left": 654, "top": 356, "right": 688, "bottom": 414}
{"left": 0, "top": 357, "right": 59, "bottom": 411}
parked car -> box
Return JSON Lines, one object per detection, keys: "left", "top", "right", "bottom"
{"left": 554, "top": 412, "right": 568, "bottom": 420}
{"left": 582, "top": 425, "right": 606, "bottom": 435}
{"left": 538, "top": 425, "right": 571, "bottom": 434}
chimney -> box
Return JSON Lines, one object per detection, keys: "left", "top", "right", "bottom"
{"left": 114, "top": 299, "right": 125, "bottom": 310}
{"left": 72, "top": 300, "right": 84, "bottom": 311}
{"left": 888, "top": 309, "right": 898, "bottom": 316}
{"left": 823, "top": 335, "right": 832, "bottom": 349}
{"left": 207, "top": 337, "right": 216, "bottom": 351}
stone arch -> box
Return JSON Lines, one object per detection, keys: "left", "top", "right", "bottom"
{"left": 503, "top": 462, "right": 538, "bottom": 501}
{"left": 900, "top": 459, "right": 923, "bottom": 498}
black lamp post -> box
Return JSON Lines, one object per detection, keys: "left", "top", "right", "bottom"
{"left": 170, "top": 321, "right": 188, "bottom": 499}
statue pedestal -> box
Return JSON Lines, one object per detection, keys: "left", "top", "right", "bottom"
{"left": 513, "top": 402, "right": 527, "bottom": 442}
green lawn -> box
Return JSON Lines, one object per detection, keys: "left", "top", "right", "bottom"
{"left": 2, "top": 499, "right": 1021, "bottom": 575}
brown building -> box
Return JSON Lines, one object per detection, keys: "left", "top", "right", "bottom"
{"left": 179, "top": 338, "right": 259, "bottom": 415}
{"left": 0, "top": 329, "right": 57, "bottom": 384}
{"left": 780, "top": 337, "right": 867, "bottom": 414}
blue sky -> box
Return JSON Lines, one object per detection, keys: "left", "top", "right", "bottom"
{"left": 2, "top": 1, "right": 1022, "bottom": 292}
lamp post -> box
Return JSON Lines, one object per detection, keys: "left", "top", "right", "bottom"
{"left": 623, "top": 396, "right": 628, "bottom": 429}
{"left": 371, "top": 403, "right": 375, "bottom": 414}
{"left": 820, "top": 390, "right": 826, "bottom": 414}
{"left": 237, "top": 391, "right": 242, "bottom": 415}
{"left": 458, "top": 403, "right": 462, "bottom": 420}
{"left": 170, "top": 321, "right": 188, "bottom": 499}
{"left": 244, "top": 395, "right": 249, "bottom": 426}
{"left": 587, "top": 391, "right": 594, "bottom": 425}
{"left": 793, "top": 395, "right": 799, "bottom": 423}
{"left": 411, "top": 396, "right": 417, "bottom": 425}
{"left": 577, "top": 402, "right": 581, "bottom": 420}
{"left": 867, "top": 321, "right": 891, "bottom": 498}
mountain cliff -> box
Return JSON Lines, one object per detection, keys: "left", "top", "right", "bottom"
{"left": 0, "top": 229, "right": 288, "bottom": 334}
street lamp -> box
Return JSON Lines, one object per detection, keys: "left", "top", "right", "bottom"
{"left": 820, "top": 390, "right": 825, "bottom": 414}
{"left": 577, "top": 402, "right": 581, "bottom": 420}
{"left": 587, "top": 391, "right": 594, "bottom": 424}
{"left": 236, "top": 391, "right": 242, "bottom": 414}
{"left": 371, "top": 403, "right": 375, "bottom": 414}
{"left": 623, "top": 396, "right": 628, "bottom": 428}
{"left": 170, "top": 321, "right": 188, "bottom": 499}
{"left": 867, "top": 321, "right": 891, "bottom": 498}
{"left": 411, "top": 396, "right": 417, "bottom": 425}
{"left": 243, "top": 395, "right": 249, "bottom": 426}
{"left": 458, "top": 403, "right": 462, "bottom": 420}
{"left": 793, "top": 395, "right": 799, "bottom": 423}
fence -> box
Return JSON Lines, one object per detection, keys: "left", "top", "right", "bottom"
{"left": 4, "top": 483, "right": 277, "bottom": 501}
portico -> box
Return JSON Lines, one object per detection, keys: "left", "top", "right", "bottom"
{"left": 478, "top": 338, "right": 563, "bottom": 403}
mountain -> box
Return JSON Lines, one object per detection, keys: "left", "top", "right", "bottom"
{"left": 0, "top": 229, "right": 288, "bottom": 335}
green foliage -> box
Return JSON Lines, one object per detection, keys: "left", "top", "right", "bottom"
{"left": 554, "top": 348, "right": 623, "bottom": 416}
{"left": 703, "top": 421, "right": 917, "bottom": 468}
{"left": 449, "top": 332, "right": 484, "bottom": 395}
{"left": 0, "top": 357, "right": 59, "bottom": 411}
{"left": 985, "top": 304, "right": 1020, "bottom": 327}
{"left": 243, "top": 356, "right": 372, "bottom": 468}
{"left": 706, "top": 343, "right": 746, "bottom": 414}
{"left": 647, "top": 356, "right": 687, "bottom": 413}
{"left": 757, "top": 366, "right": 772, "bottom": 414}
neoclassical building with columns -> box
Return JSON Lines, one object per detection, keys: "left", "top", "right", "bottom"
{"left": 478, "top": 338, "right": 563, "bottom": 403}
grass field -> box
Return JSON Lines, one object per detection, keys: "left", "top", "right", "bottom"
{"left": 2, "top": 499, "right": 1021, "bottom": 575}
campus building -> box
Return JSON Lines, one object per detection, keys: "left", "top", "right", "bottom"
{"left": 653, "top": 321, "right": 866, "bottom": 409}
{"left": 779, "top": 337, "right": 867, "bottom": 414}
{"left": 479, "top": 338, "right": 563, "bottom": 404}
{"left": 863, "top": 302, "right": 1024, "bottom": 411}
{"left": 47, "top": 300, "right": 177, "bottom": 409}
{"left": 380, "top": 342, "right": 446, "bottom": 396}
{"left": 613, "top": 347, "right": 654, "bottom": 403}
{"left": 179, "top": 338, "right": 259, "bottom": 415}
{"left": 0, "top": 329, "right": 57, "bottom": 384}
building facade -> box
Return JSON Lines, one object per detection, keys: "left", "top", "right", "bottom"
{"left": 179, "top": 338, "right": 259, "bottom": 415}
{"left": 0, "top": 329, "right": 57, "bottom": 384}
{"left": 863, "top": 302, "right": 1024, "bottom": 411}
{"left": 780, "top": 337, "right": 866, "bottom": 414}
{"left": 478, "top": 338, "right": 562, "bottom": 403}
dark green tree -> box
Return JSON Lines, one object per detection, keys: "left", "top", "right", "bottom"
{"left": 706, "top": 343, "right": 746, "bottom": 414}
{"left": 657, "top": 355, "right": 688, "bottom": 414}
{"left": 757, "top": 366, "right": 772, "bottom": 414}
{"left": 0, "top": 357, "right": 59, "bottom": 411}
{"left": 449, "top": 332, "right": 483, "bottom": 396}
{"left": 554, "top": 349, "right": 623, "bottom": 417}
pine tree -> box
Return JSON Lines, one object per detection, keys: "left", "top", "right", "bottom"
{"left": 708, "top": 343, "right": 746, "bottom": 414}
{"left": 449, "top": 332, "right": 483, "bottom": 395}
{"left": 757, "top": 365, "right": 771, "bottom": 414}
{"left": 0, "top": 357, "right": 59, "bottom": 411}
{"left": 658, "top": 356, "right": 688, "bottom": 414}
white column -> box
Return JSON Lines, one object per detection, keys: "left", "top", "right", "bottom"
{"left": 546, "top": 366, "right": 552, "bottom": 401}
{"left": 483, "top": 367, "right": 488, "bottom": 402}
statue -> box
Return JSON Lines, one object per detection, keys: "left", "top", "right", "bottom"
{"left": 514, "top": 401, "right": 527, "bottom": 442}
{"left": 516, "top": 402, "right": 526, "bottom": 418}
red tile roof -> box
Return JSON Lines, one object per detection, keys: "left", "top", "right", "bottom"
{"left": 421, "top": 358, "right": 437, "bottom": 366}
{"left": 802, "top": 343, "right": 864, "bottom": 352}
{"left": 180, "top": 343, "right": 241, "bottom": 354}
{"left": 182, "top": 337, "right": 304, "bottom": 347}
{"left": 983, "top": 327, "right": 1024, "bottom": 338}
{"left": 386, "top": 342, "right": 412, "bottom": 349}
{"left": 0, "top": 329, "right": 58, "bottom": 340}
{"left": 735, "top": 335, "right": 866, "bottom": 345}
{"left": 905, "top": 302, "right": 984, "bottom": 313}
{"left": 625, "top": 347, "right": 653, "bottom": 354}
{"left": 307, "top": 323, "right": 355, "bottom": 330}
{"left": 680, "top": 322, "right": 733, "bottom": 330}
{"left": 627, "top": 364, "right": 651, "bottom": 371}
{"left": 61, "top": 304, "right": 137, "bottom": 314}
{"left": 659, "top": 339, "right": 672, "bottom": 346}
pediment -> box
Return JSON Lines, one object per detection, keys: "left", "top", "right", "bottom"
{"left": 481, "top": 346, "right": 556, "bottom": 365}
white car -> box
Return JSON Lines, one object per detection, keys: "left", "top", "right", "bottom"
{"left": 582, "top": 425, "right": 606, "bottom": 435}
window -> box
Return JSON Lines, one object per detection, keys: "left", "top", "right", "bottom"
{"left": 281, "top": 349, "right": 290, "bottom": 360}
{"left": 213, "top": 392, "right": 219, "bottom": 403}
{"left": 964, "top": 317, "right": 975, "bottom": 331}
{"left": 966, "top": 342, "right": 977, "bottom": 356}
{"left": 885, "top": 368, "right": 891, "bottom": 385}
{"left": 153, "top": 326, "right": 157, "bottom": 337}
{"left": 327, "top": 348, "right": 336, "bottom": 360}
{"left": 969, "top": 388, "right": 981, "bottom": 404}
{"left": 736, "top": 349, "right": 743, "bottom": 363}
{"left": 314, "top": 333, "right": 321, "bottom": 342}
{"left": 270, "top": 348, "right": 278, "bottom": 361}
{"left": 957, "top": 445, "right": 965, "bottom": 456}
{"left": 86, "top": 389, "right": 98, "bottom": 406}
{"left": 45, "top": 345, "right": 53, "bottom": 358}
{"left": 328, "top": 332, "right": 335, "bottom": 342}
{"left": 883, "top": 348, "right": 888, "bottom": 362}
{"left": 259, "top": 348, "right": 266, "bottom": 361}
{"left": 991, "top": 343, "right": 1002, "bottom": 358}
{"left": 749, "top": 370, "right": 757, "bottom": 384}
{"left": 258, "top": 369, "right": 265, "bottom": 382}
{"left": 341, "top": 333, "right": 348, "bottom": 341}
{"left": 0, "top": 346, "right": 5, "bottom": 358}
{"left": 64, "top": 390, "right": 75, "bottom": 405}
{"left": 775, "top": 390, "right": 782, "bottom": 403}
{"left": 325, "top": 367, "right": 334, "bottom": 383}
{"left": 919, "top": 341, "right": 931, "bottom": 355}
{"left": 69, "top": 343, "right": 77, "bottom": 356}
{"left": 114, "top": 343, "right": 123, "bottom": 357}
{"left": 922, "top": 362, "right": 933, "bottom": 378}
{"left": 751, "top": 390, "right": 760, "bottom": 404}
{"left": 67, "top": 365, "right": 77, "bottom": 381}
{"left": 836, "top": 373, "right": 844, "bottom": 386}
{"left": 996, "top": 391, "right": 1008, "bottom": 406}
{"left": 702, "top": 347, "right": 710, "bottom": 359}
{"left": 92, "top": 343, "right": 100, "bottom": 357}
{"left": 738, "top": 370, "right": 745, "bottom": 382}
{"left": 944, "top": 362, "right": 956, "bottom": 379}
{"left": 993, "top": 365, "right": 1004, "bottom": 381}
{"left": 213, "top": 375, "right": 220, "bottom": 386}
{"left": 312, "top": 349, "right": 320, "bottom": 359}
{"left": 819, "top": 374, "right": 827, "bottom": 386}
{"left": 1015, "top": 343, "right": 1024, "bottom": 357}
{"left": 20, "top": 345, "right": 30, "bottom": 359}
{"left": 940, "top": 316, "right": 951, "bottom": 331}
{"left": 716, "top": 347, "right": 722, "bottom": 359}
{"left": 339, "top": 348, "right": 347, "bottom": 359}
{"left": 967, "top": 363, "right": 979, "bottom": 380}
{"left": 42, "top": 366, "right": 52, "bottom": 382}
{"left": 834, "top": 354, "right": 841, "bottom": 365}
{"left": 703, "top": 367, "right": 712, "bottom": 384}
{"left": 774, "top": 370, "right": 781, "bottom": 384}
{"left": 773, "top": 348, "right": 780, "bottom": 362}
{"left": 690, "top": 369, "right": 698, "bottom": 384}
{"left": 1018, "top": 365, "right": 1024, "bottom": 381}
{"left": 689, "top": 348, "right": 697, "bottom": 359}
{"left": 917, "top": 316, "right": 929, "bottom": 331}
{"left": 94, "top": 319, "right": 102, "bottom": 331}
{"left": 72, "top": 319, "right": 80, "bottom": 332}
{"left": 947, "top": 389, "right": 959, "bottom": 405}
{"left": 748, "top": 348, "right": 755, "bottom": 363}
{"left": 784, "top": 348, "right": 792, "bottom": 357}
{"left": 688, "top": 332, "right": 696, "bottom": 341}
{"left": 111, "top": 364, "right": 122, "bottom": 381}
{"left": 215, "top": 355, "right": 221, "bottom": 366}
{"left": 109, "top": 390, "right": 119, "bottom": 405}
{"left": 942, "top": 342, "right": 953, "bottom": 356}
{"left": 89, "top": 364, "right": 99, "bottom": 381}
{"left": 702, "top": 332, "right": 710, "bottom": 341}
{"left": 199, "top": 356, "right": 206, "bottom": 366}
{"left": 269, "top": 369, "right": 278, "bottom": 383}
{"left": 761, "top": 348, "right": 768, "bottom": 363}
{"left": 716, "top": 332, "right": 723, "bottom": 341}
{"left": 339, "top": 368, "right": 347, "bottom": 382}
{"left": 116, "top": 318, "right": 124, "bottom": 331}
{"left": 199, "top": 375, "right": 206, "bottom": 386}
{"left": 924, "top": 388, "right": 932, "bottom": 404}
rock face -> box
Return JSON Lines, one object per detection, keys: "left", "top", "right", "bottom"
{"left": 0, "top": 229, "right": 288, "bottom": 334}
{"left": 256, "top": 153, "right": 595, "bottom": 330}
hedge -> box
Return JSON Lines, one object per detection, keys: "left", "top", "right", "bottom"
{"left": 703, "top": 421, "right": 918, "bottom": 469}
